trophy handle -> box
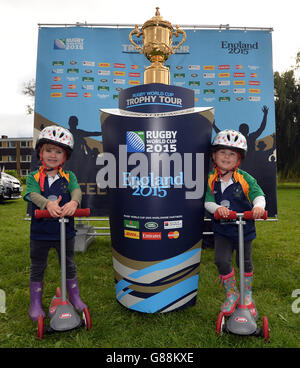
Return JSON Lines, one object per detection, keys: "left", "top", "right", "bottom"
{"left": 129, "top": 24, "right": 143, "bottom": 52}
{"left": 172, "top": 25, "right": 186, "bottom": 53}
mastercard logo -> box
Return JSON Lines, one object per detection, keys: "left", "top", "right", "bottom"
{"left": 168, "top": 231, "right": 180, "bottom": 239}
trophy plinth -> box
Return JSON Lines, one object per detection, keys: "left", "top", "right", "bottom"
{"left": 129, "top": 7, "right": 186, "bottom": 85}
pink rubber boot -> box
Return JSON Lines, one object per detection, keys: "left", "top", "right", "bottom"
{"left": 219, "top": 268, "right": 240, "bottom": 316}
{"left": 244, "top": 271, "right": 258, "bottom": 319}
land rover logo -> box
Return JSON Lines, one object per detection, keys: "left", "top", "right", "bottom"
{"left": 145, "top": 222, "right": 158, "bottom": 230}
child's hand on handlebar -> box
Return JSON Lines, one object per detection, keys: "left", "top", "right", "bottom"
{"left": 61, "top": 200, "right": 79, "bottom": 217}
{"left": 46, "top": 195, "right": 62, "bottom": 217}
{"left": 215, "top": 206, "right": 231, "bottom": 218}
{"left": 252, "top": 206, "right": 265, "bottom": 219}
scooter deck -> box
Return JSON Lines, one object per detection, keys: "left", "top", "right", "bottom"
{"left": 43, "top": 319, "right": 85, "bottom": 334}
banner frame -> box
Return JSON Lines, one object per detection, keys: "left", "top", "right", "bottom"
{"left": 38, "top": 23, "right": 273, "bottom": 32}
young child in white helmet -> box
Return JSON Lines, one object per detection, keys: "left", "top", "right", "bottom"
{"left": 24, "top": 125, "right": 88, "bottom": 321}
{"left": 205, "top": 129, "right": 266, "bottom": 319}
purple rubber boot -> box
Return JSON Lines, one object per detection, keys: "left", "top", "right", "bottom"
{"left": 66, "top": 277, "right": 88, "bottom": 312}
{"left": 29, "top": 281, "right": 45, "bottom": 321}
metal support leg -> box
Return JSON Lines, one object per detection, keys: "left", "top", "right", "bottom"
{"left": 59, "top": 218, "right": 69, "bottom": 303}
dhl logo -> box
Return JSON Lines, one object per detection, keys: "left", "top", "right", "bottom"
{"left": 218, "top": 73, "right": 230, "bottom": 78}
{"left": 98, "top": 63, "right": 110, "bottom": 67}
{"left": 234, "top": 80, "right": 246, "bottom": 85}
{"left": 204, "top": 65, "right": 215, "bottom": 70}
{"left": 249, "top": 88, "right": 260, "bottom": 94}
{"left": 124, "top": 230, "right": 140, "bottom": 239}
{"left": 129, "top": 80, "right": 141, "bottom": 85}
{"left": 114, "top": 71, "right": 125, "bottom": 76}
{"left": 50, "top": 93, "right": 63, "bottom": 98}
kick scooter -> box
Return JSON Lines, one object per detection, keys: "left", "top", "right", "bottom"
{"left": 34, "top": 208, "right": 92, "bottom": 340}
{"left": 214, "top": 210, "right": 270, "bottom": 343}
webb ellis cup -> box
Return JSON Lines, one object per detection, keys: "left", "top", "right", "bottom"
{"left": 129, "top": 7, "right": 186, "bottom": 84}
{"left": 99, "top": 8, "right": 213, "bottom": 313}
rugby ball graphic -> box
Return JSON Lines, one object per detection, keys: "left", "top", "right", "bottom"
{"left": 54, "top": 39, "right": 66, "bottom": 50}
{"left": 126, "top": 131, "right": 145, "bottom": 152}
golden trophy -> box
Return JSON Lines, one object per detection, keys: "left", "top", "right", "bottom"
{"left": 129, "top": 7, "right": 186, "bottom": 85}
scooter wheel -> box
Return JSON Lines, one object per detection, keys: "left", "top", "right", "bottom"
{"left": 262, "top": 316, "right": 270, "bottom": 343}
{"left": 83, "top": 307, "right": 92, "bottom": 330}
{"left": 37, "top": 315, "right": 44, "bottom": 340}
{"left": 216, "top": 312, "right": 225, "bottom": 336}
{"left": 56, "top": 287, "right": 61, "bottom": 297}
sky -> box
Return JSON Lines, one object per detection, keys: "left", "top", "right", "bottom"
{"left": 1, "top": 0, "right": 300, "bottom": 138}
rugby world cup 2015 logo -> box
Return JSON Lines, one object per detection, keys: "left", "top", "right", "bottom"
{"left": 126, "top": 131, "right": 145, "bottom": 152}
{"left": 54, "top": 39, "right": 66, "bottom": 50}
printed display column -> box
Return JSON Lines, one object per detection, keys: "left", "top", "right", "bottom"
{"left": 99, "top": 84, "right": 213, "bottom": 313}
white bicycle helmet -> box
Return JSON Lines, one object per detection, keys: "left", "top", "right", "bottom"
{"left": 36, "top": 125, "right": 74, "bottom": 159}
{"left": 212, "top": 129, "right": 247, "bottom": 158}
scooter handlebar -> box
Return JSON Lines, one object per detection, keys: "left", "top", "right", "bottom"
{"left": 214, "top": 210, "right": 237, "bottom": 220}
{"left": 243, "top": 210, "right": 268, "bottom": 220}
{"left": 35, "top": 208, "right": 90, "bottom": 219}
{"left": 214, "top": 210, "right": 268, "bottom": 221}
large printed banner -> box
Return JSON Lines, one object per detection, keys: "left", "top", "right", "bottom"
{"left": 34, "top": 26, "right": 277, "bottom": 216}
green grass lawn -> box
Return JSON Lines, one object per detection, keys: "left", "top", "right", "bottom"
{"left": 0, "top": 185, "right": 299, "bottom": 348}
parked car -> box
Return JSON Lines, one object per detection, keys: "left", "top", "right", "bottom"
{"left": 0, "top": 175, "right": 4, "bottom": 201}
{"left": 0, "top": 172, "right": 23, "bottom": 201}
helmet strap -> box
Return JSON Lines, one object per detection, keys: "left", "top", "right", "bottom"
{"left": 214, "top": 164, "right": 230, "bottom": 178}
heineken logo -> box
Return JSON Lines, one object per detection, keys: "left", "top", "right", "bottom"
{"left": 124, "top": 219, "right": 140, "bottom": 230}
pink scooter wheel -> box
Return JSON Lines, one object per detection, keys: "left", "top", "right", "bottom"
{"left": 83, "top": 308, "right": 92, "bottom": 330}
{"left": 262, "top": 316, "right": 270, "bottom": 342}
{"left": 216, "top": 312, "right": 225, "bottom": 336}
{"left": 37, "top": 315, "right": 44, "bottom": 340}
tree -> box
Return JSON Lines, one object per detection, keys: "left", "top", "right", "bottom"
{"left": 22, "top": 79, "right": 35, "bottom": 114}
{"left": 274, "top": 69, "right": 300, "bottom": 179}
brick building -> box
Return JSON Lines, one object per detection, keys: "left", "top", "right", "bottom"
{"left": 0, "top": 135, "right": 33, "bottom": 176}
